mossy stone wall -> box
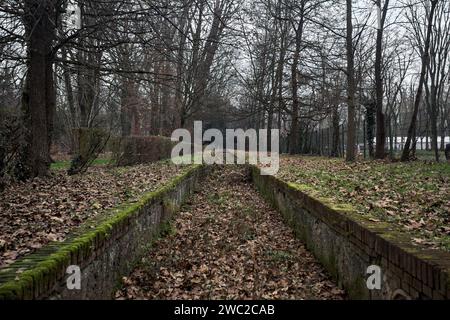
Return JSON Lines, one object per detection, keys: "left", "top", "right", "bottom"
{"left": 251, "top": 166, "right": 450, "bottom": 300}
{"left": 0, "top": 165, "right": 206, "bottom": 300}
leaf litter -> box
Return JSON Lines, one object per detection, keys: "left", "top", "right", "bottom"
{"left": 0, "top": 161, "right": 189, "bottom": 267}
{"left": 275, "top": 156, "right": 450, "bottom": 250}
{"left": 116, "top": 166, "right": 345, "bottom": 300}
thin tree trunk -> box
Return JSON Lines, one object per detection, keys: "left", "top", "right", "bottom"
{"left": 402, "top": 0, "right": 438, "bottom": 161}
{"left": 375, "top": 0, "right": 390, "bottom": 159}
{"left": 331, "top": 105, "right": 340, "bottom": 157}
{"left": 288, "top": 2, "right": 305, "bottom": 154}
{"left": 346, "top": 0, "right": 357, "bottom": 161}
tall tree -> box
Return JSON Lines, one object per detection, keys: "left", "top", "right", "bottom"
{"left": 18, "top": 0, "right": 60, "bottom": 178}
{"left": 401, "top": 0, "right": 438, "bottom": 161}
{"left": 374, "top": 0, "right": 390, "bottom": 159}
{"left": 288, "top": 0, "right": 305, "bottom": 154}
{"left": 345, "top": 0, "right": 357, "bottom": 161}
{"left": 424, "top": 0, "right": 450, "bottom": 161}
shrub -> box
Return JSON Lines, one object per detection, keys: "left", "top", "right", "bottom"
{"left": 112, "top": 135, "right": 174, "bottom": 166}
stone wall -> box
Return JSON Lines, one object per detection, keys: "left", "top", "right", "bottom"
{"left": 0, "top": 165, "right": 206, "bottom": 300}
{"left": 251, "top": 166, "right": 450, "bottom": 300}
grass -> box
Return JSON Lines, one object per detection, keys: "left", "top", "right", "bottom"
{"left": 50, "top": 158, "right": 113, "bottom": 170}
{"left": 276, "top": 155, "right": 450, "bottom": 250}
{"left": 206, "top": 190, "right": 231, "bottom": 208}
{"left": 265, "top": 249, "right": 293, "bottom": 263}
{"left": 392, "top": 149, "right": 447, "bottom": 161}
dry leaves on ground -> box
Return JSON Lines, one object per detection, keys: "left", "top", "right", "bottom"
{"left": 275, "top": 156, "right": 450, "bottom": 250}
{"left": 0, "top": 161, "right": 189, "bottom": 267}
{"left": 116, "top": 166, "right": 345, "bottom": 300}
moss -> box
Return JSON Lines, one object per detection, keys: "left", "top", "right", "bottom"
{"left": 0, "top": 164, "right": 204, "bottom": 300}
{"left": 286, "top": 181, "right": 358, "bottom": 216}
{"left": 330, "top": 203, "right": 355, "bottom": 212}
{"left": 362, "top": 220, "right": 392, "bottom": 231}
{"left": 287, "top": 182, "right": 314, "bottom": 192}
{"left": 377, "top": 230, "right": 414, "bottom": 246}
{"left": 0, "top": 282, "right": 21, "bottom": 299}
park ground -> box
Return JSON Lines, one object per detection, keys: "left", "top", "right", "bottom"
{"left": 0, "top": 152, "right": 448, "bottom": 299}
{"left": 276, "top": 155, "right": 450, "bottom": 250}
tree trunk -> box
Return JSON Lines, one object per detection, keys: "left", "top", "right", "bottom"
{"left": 388, "top": 115, "right": 394, "bottom": 158}
{"left": 346, "top": 0, "right": 357, "bottom": 161}
{"left": 288, "top": 5, "right": 304, "bottom": 154}
{"left": 366, "top": 101, "right": 375, "bottom": 157}
{"left": 61, "top": 46, "right": 77, "bottom": 153}
{"left": 18, "top": 0, "right": 58, "bottom": 179}
{"left": 430, "top": 85, "right": 439, "bottom": 161}
{"left": 375, "top": 0, "right": 389, "bottom": 159}
{"left": 331, "top": 105, "right": 340, "bottom": 157}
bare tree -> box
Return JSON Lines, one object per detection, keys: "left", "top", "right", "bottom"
{"left": 402, "top": 0, "right": 438, "bottom": 161}
{"left": 374, "top": 0, "right": 390, "bottom": 159}
{"left": 346, "top": 0, "right": 357, "bottom": 161}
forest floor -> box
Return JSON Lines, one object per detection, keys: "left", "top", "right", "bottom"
{"left": 0, "top": 160, "right": 191, "bottom": 267}
{"left": 392, "top": 149, "right": 448, "bottom": 161}
{"left": 276, "top": 156, "right": 450, "bottom": 250}
{"left": 115, "top": 166, "right": 345, "bottom": 300}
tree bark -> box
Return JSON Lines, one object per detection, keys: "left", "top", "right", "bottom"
{"left": 366, "top": 101, "right": 375, "bottom": 158}
{"left": 375, "top": 0, "right": 390, "bottom": 159}
{"left": 19, "top": 0, "right": 58, "bottom": 179}
{"left": 345, "top": 0, "right": 357, "bottom": 161}
{"left": 331, "top": 105, "right": 340, "bottom": 157}
{"left": 288, "top": 2, "right": 305, "bottom": 154}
